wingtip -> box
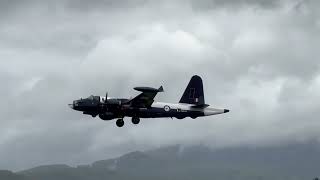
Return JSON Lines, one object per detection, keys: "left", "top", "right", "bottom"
{"left": 158, "top": 86, "right": 164, "bottom": 92}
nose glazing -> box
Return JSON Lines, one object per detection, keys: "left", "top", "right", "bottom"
{"left": 68, "top": 101, "right": 75, "bottom": 109}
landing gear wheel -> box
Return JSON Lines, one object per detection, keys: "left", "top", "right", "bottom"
{"left": 116, "top": 119, "right": 124, "bottom": 127}
{"left": 132, "top": 117, "right": 140, "bottom": 125}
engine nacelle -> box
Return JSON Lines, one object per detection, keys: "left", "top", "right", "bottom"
{"left": 99, "top": 112, "right": 116, "bottom": 120}
{"left": 106, "top": 99, "right": 122, "bottom": 105}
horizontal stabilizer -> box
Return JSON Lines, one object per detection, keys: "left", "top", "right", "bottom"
{"left": 192, "top": 104, "right": 210, "bottom": 108}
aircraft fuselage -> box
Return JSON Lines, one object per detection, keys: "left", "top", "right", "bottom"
{"left": 70, "top": 98, "right": 228, "bottom": 119}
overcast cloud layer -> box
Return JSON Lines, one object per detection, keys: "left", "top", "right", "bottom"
{"left": 0, "top": 0, "right": 319, "bottom": 170}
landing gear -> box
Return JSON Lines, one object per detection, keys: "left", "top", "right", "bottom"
{"left": 131, "top": 117, "right": 140, "bottom": 125}
{"left": 116, "top": 119, "right": 124, "bottom": 127}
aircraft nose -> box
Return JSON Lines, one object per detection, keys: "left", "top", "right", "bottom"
{"left": 68, "top": 102, "right": 74, "bottom": 109}
{"left": 224, "top": 109, "right": 230, "bottom": 113}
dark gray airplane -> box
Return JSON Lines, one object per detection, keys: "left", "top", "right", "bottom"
{"left": 69, "top": 75, "right": 229, "bottom": 127}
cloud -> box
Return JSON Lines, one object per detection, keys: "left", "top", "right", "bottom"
{"left": 0, "top": 0, "right": 319, "bottom": 170}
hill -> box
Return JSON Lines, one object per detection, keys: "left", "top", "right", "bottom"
{"left": 1, "top": 143, "right": 319, "bottom": 180}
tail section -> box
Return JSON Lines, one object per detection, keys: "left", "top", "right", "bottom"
{"left": 179, "top": 75, "right": 205, "bottom": 105}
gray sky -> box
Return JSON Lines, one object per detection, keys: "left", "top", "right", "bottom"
{"left": 0, "top": 0, "right": 319, "bottom": 171}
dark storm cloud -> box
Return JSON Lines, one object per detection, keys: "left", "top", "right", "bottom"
{"left": 0, "top": 0, "right": 320, "bottom": 170}
{"left": 0, "top": 0, "right": 24, "bottom": 16}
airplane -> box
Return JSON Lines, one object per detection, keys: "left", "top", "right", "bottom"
{"left": 69, "top": 75, "right": 229, "bottom": 127}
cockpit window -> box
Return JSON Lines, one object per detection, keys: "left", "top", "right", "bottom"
{"left": 87, "top": 95, "right": 99, "bottom": 101}
{"left": 93, "top": 96, "right": 100, "bottom": 101}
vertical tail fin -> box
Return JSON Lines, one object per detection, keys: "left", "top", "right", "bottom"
{"left": 179, "top": 75, "right": 205, "bottom": 105}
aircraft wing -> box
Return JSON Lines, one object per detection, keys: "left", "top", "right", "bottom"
{"left": 128, "top": 86, "right": 163, "bottom": 108}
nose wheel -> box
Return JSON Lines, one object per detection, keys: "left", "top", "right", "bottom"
{"left": 116, "top": 119, "right": 124, "bottom": 127}
{"left": 132, "top": 117, "right": 140, "bottom": 125}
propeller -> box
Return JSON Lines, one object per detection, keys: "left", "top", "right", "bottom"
{"left": 100, "top": 92, "right": 108, "bottom": 110}
{"left": 105, "top": 92, "right": 108, "bottom": 104}
{"left": 104, "top": 92, "right": 109, "bottom": 109}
